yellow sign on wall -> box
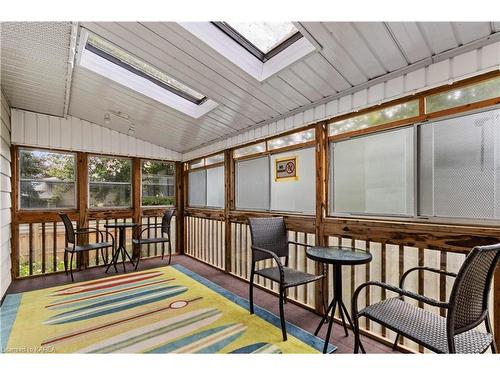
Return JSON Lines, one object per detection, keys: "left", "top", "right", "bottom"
{"left": 275, "top": 156, "right": 298, "bottom": 182}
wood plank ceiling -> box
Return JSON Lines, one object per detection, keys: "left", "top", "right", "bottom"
{"left": 1, "top": 22, "right": 499, "bottom": 153}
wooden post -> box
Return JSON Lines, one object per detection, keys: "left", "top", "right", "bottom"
{"left": 175, "top": 161, "right": 185, "bottom": 255}
{"left": 132, "top": 158, "right": 141, "bottom": 259}
{"left": 10, "top": 145, "right": 19, "bottom": 278}
{"left": 224, "top": 149, "right": 233, "bottom": 274}
{"left": 315, "top": 122, "right": 328, "bottom": 314}
{"left": 77, "top": 152, "right": 89, "bottom": 269}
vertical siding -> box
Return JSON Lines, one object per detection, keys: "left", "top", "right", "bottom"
{"left": 0, "top": 90, "right": 12, "bottom": 299}
{"left": 183, "top": 42, "right": 500, "bottom": 161}
{"left": 10, "top": 110, "right": 181, "bottom": 161}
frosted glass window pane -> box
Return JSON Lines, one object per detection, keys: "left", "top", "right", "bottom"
{"left": 267, "top": 129, "right": 315, "bottom": 150}
{"left": 206, "top": 166, "right": 224, "bottom": 208}
{"left": 270, "top": 148, "right": 316, "bottom": 214}
{"left": 188, "top": 169, "right": 206, "bottom": 207}
{"left": 189, "top": 159, "right": 204, "bottom": 169}
{"left": 236, "top": 156, "right": 270, "bottom": 210}
{"left": 234, "top": 142, "right": 266, "bottom": 158}
{"left": 205, "top": 153, "right": 224, "bottom": 166}
{"left": 329, "top": 100, "right": 419, "bottom": 136}
{"left": 227, "top": 22, "right": 299, "bottom": 53}
{"left": 331, "top": 128, "right": 414, "bottom": 216}
{"left": 419, "top": 108, "right": 500, "bottom": 219}
{"left": 425, "top": 77, "right": 500, "bottom": 114}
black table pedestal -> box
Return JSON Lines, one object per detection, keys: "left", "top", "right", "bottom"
{"left": 105, "top": 225, "right": 136, "bottom": 273}
{"left": 306, "top": 246, "right": 372, "bottom": 354}
{"left": 315, "top": 264, "right": 361, "bottom": 353}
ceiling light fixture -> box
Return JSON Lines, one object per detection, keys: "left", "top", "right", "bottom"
{"left": 104, "top": 113, "right": 111, "bottom": 125}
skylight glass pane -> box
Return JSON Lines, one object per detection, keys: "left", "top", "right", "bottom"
{"left": 86, "top": 33, "right": 206, "bottom": 102}
{"left": 227, "top": 22, "right": 299, "bottom": 53}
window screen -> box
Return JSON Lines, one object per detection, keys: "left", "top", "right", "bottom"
{"left": 206, "top": 166, "right": 224, "bottom": 208}
{"left": 141, "top": 160, "right": 175, "bottom": 206}
{"left": 236, "top": 156, "right": 270, "bottom": 210}
{"left": 88, "top": 156, "right": 132, "bottom": 208}
{"left": 331, "top": 127, "right": 414, "bottom": 216}
{"left": 188, "top": 169, "right": 206, "bottom": 207}
{"left": 19, "top": 149, "right": 76, "bottom": 209}
{"left": 419, "top": 108, "right": 500, "bottom": 219}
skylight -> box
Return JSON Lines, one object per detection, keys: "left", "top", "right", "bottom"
{"left": 212, "top": 22, "right": 302, "bottom": 62}
{"left": 86, "top": 33, "right": 206, "bottom": 104}
{"left": 77, "top": 29, "right": 218, "bottom": 119}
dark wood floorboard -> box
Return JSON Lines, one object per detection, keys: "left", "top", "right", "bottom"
{"left": 5, "top": 255, "right": 399, "bottom": 354}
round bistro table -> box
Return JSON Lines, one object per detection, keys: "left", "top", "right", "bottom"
{"left": 104, "top": 222, "right": 138, "bottom": 273}
{"left": 306, "top": 246, "right": 372, "bottom": 353}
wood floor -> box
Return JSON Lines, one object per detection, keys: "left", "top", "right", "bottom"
{"left": 5, "top": 254, "right": 399, "bottom": 354}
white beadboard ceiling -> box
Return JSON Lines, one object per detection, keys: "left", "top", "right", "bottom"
{"left": 1, "top": 21, "right": 499, "bottom": 154}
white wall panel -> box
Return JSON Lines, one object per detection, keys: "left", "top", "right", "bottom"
{"left": 0, "top": 90, "right": 12, "bottom": 299}
{"left": 49, "top": 116, "right": 61, "bottom": 148}
{"left": 10, "top": 109, "right": 181, "bottom": 161}
{"left": 427, "top": 60, "right": 451, "bottom": 85}
{"left": 405, "top": 68, "right": 426, "bottom": 92}
{"left": 183, "top": 45, "right": 500, "bottom": 162}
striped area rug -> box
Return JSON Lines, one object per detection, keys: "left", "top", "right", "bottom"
{"left": 0, "top": 264, "right": 334, "bottom": 354}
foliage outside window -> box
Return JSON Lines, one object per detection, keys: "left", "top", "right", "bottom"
{"left": 205, "top": 153, "right": 225, "bottom": 166}
{"left": 141, "top": 160, "right": 175, "bottom": 206}
{"left": 19, "top": 149, "right": 76, "bottom": 209}
{"left": 234, "top": 142, "right": 266, "bottom": 158}
{"left": 188, "top": 153, "right": 224, "bottom": 169}
{"left": 267, "top": 128, "right": 315, "bottom": 150}
{"left": 89, "top": 156, "right": 132, "bottom": 208}
{"left": 328, "top": 100, "right": 419, "bottom": 137}
{"left": 425, "top": 76, "right": 500, "bottom": 114}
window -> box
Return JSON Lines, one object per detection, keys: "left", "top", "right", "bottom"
{"left": 234, "top": 142, "right": 266, "bottom": 159}
{"left": 267, "top": 128, "right": 315, "bottom": 151}
{"left": 425, "top": 76, "right": 500, "bottom": 114}
{"left": 19, "top": 149, "right": 76, "bottom": 209}
{"left": 419, "top": 108, "right": 500, "bottom": 219}
{"left": 329, "top": 100, "right": 419, "bottom": 137}
{"left": 330, "top": 127, "right": 415, "bottom": 216}
{"left": 78, "top": 30, "right": 218, "bottom": 118}
{"left": 88, "top": 156, "right": 132, "bottom": 208}
{"left": 187, "top": 153, "right": 225, "bottom": 208}
{"left": 86, "top": 33, "right": 206, "bottom": 104}
{"left": 188, "top": 169, "right": 207, "bottom": 207}
{"left": 141, "top": 160, "right": 175, "bottom": 206}
{"left": 212, "top": 22, "right": 302, "bottom": 62}
{"left": 235, "top": 148, "right": 316, "bottom": 214}
{"left": 236, "top": 156, "right": 270, "bottom": 210}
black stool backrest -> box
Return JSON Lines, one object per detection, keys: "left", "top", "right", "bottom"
{"left": 59, "top": 212, "right": 75, "bottom": 245}
{"left": 248, "top": 217, "right": 288, "bottom": 261}
{"left": 447, "top": 243, "right": 500, "bottom": 335}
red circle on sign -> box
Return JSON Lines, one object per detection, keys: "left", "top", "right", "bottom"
{"left": 285, "top": 161, "right": 295, "bottom": 174}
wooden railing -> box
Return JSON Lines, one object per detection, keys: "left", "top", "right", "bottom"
{"left": 322, "top": 217, "right": 497, "bottom": 353}
{"left": 15, "top": 212, "right": 177, "bottom": 278}
{"left": 183, "top": 208, "right": 499, "bottom": 353}
{"left": 185, "top": 215, "right": 225, "bottom": 270}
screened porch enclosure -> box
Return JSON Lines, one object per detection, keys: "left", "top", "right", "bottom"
{"left": 1, "top": 20, "right": 500, "bottom": 355}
